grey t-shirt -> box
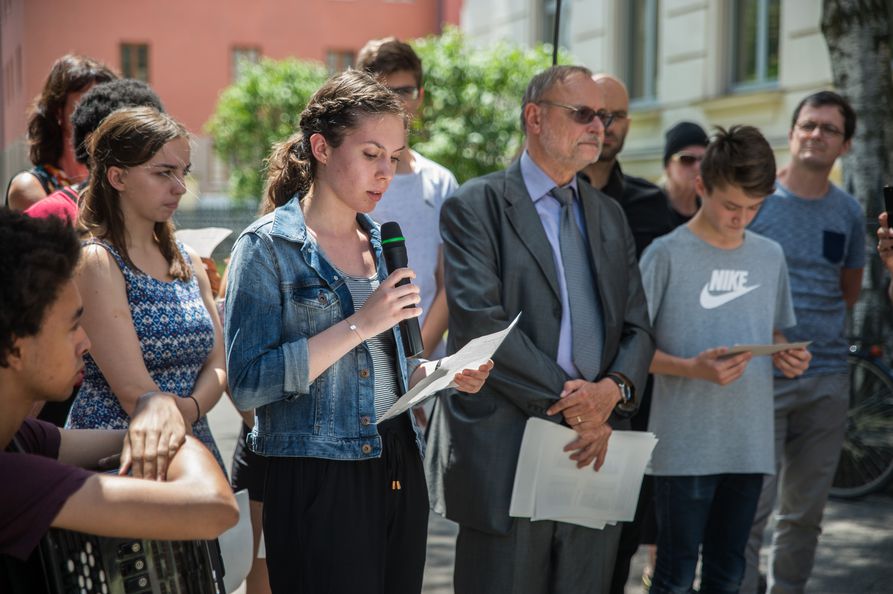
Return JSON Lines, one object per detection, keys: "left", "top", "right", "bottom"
{"left": 639, "top": 226, "right": 796, "bottom": 476}
{"left": 372, "top": 150, "right": 458, "bottom": 358}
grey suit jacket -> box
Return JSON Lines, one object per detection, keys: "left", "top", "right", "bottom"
{"left": 425, "top": 159, "right": 655, "bottom": 535}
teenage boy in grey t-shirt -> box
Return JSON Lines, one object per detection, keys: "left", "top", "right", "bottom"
{"left": 639, "top": 126, "right": 811, "bottom": 594}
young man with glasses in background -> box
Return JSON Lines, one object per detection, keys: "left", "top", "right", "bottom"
{"left": 743, "top": 91, "right": 865, "bottom": 594}
{"left": 356, "top": 38, "right": 459, "bottom": 388}
{"left": 661, "top": 121, "right": 710, "bottom": 226}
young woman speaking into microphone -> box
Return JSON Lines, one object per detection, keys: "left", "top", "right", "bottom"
{"left": 224, "top": 70, "right": 492, "bottom": 594}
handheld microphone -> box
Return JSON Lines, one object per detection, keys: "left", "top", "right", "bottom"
{"left": 380, "top": 221, "right": 424, "bottom": 358}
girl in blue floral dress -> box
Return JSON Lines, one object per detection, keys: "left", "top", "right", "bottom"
{"left": 66, "top": 107, "right": 226, "bottom": 472}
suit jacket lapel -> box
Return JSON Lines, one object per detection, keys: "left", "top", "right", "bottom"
{"left": 579, "top": 182, "right": 616, "bottom": 330}
{"left": 503, "top": 162, "right": 561, "bottom": 302}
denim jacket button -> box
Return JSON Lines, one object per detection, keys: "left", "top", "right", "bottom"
{"left": 317, "top": 291, "right": 327, "bottom": 304}
{"left": 361, "top": 444, "right": 373, "bottom": 454}
{"left": 360, "top": 416, "right": 371, "bottom": 426}
{"left": 359, "top": 369, "right": 370, "bottom": 378}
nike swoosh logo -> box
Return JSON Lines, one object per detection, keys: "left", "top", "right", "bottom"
{"left": 699, "top": 284, "right": 760, "bottom": 309}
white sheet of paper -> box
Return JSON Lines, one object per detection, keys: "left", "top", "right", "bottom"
{"left": 724, "top": 341, "right": 811, "bottom": 356}
{"left": 509, "top": 412, "right": 547, "bottom": 517}
{"left": 377, "top": 313, "right": 521, "bottom": 423}
{"left": 175, "top": 227, "right": 233, "bottom": 259}
{"left": 510, "top": 418, "right": 657, "bottom": 530}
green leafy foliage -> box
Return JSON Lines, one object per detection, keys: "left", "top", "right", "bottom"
{"left": 206, "top": 28, "right": 570, "bottom": 200}
{"left": 410, "top": 26, "right": 571, "bottom": 183}
{"left": 206, "top": 58, "right": 327, "bottom": 201}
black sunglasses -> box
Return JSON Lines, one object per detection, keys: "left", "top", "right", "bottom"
{"left": 538, "top": 100, "right": 616, "bottom": 129}
{"left": 671, "top": 152, "right": 704, "bottom": 166}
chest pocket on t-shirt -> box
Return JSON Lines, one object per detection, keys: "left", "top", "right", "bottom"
{"left": 823, "top": 230, "right": 846, "bottom": 264}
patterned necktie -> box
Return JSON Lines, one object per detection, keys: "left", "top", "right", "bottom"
{"left": 551, "top": 186, "right": 603, "bottom": 380}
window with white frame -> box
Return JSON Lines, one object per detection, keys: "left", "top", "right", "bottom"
{"left": 232, "top": 47, "right": 260, "bottom": 82}
{"left": 541, "top": 0, "right": 572, "bottom": 49}
{"left": 326, "top": 49, "right": 355, "bottom": 74}
{"left": 627, "top": 0, "right": 659, "bottom": 103}
{"left": 121, "top": 43, "right": 150, "bottom": 82}
{"left": 731, "top": 0, "right": 780, "bottom": 88}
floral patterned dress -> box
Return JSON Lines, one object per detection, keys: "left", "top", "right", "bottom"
{"left": 66, "top": 239, "right": 224, "bottom": 470}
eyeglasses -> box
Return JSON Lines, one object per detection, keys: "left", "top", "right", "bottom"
{"left": 538, "top": 100, "right": 616, "bottom": 129}
{"left": 795, "top": 121, "right": 844, "bottom": 137}
{"left": 671, "top": 152, "right": 704, "bottom": 166}
{"left": 388, "top": 85, "right": 420, "bottom": 100}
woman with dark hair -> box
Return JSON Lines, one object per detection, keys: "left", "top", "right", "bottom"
{"left": 66, "top": 106, "right": 226, "bottom": 471}
{"left": 6, "top": 54, "right": 116, "bottom": 211}
{"left": 225, "top": 70, "right": 491, "bottom": 593}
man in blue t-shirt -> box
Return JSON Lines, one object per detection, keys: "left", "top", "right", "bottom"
{"left": 744, "top": 91, "right": 865, "bottom": 594}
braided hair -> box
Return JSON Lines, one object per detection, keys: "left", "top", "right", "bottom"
{"left": 261, "top": 70, "right": 407, "bottom": 214}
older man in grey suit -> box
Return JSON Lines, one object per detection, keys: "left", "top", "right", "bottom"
{"left": 425, "top": 65, "right": 655, "bottom": 593}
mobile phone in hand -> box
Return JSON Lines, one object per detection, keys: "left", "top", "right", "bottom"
{"left": 884, "top": 186, "right": 893, "bottom": 225}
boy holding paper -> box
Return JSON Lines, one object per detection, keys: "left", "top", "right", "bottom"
{"left": 638, "top": 126, "right": 811, "bottom": 594}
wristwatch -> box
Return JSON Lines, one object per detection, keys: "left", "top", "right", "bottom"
{"left": 606, "top": 372, "right": 636, "bottom": 414}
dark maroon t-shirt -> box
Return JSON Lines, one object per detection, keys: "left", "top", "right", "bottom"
{"left": 0, "top": 419, "right": 92, "bottom": 560}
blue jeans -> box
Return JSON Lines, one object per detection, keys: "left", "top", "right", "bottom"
{"left": 651, "top": 474, "right": 764, "bottom": 594}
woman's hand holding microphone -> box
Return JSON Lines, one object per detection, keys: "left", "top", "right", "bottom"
{"left": 348, "top": 268, "right": 422, "bottom": 341}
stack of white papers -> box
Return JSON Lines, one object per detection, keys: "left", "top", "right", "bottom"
{"left": 377, "top": 314, "right": 521, "bottom": 423}
{"left": 509, "top": 418, "right": 657, "bottom": 530}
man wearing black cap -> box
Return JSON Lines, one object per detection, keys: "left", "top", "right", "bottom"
{"left": 662, "top": 121, "right": 710, "bottom": 226}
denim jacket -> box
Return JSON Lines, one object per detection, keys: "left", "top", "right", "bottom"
{"left": 224, "top": 197, "right": 424, "bottom": 460}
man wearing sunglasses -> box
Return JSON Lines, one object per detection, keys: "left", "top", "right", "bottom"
{"left": 743, "top": 91, "right": 865, "bottom": 594}
{"left": 662, "top": 121, "right": 710, "bottom": 226}
{"left": 426, "top": 65, "right": 654, "bottom": 594}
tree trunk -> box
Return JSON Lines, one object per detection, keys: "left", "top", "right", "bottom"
{"left": 822, "top": 0, "right": 893, "bottom": 347}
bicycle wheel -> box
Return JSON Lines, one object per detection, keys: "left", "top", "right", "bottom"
{"left": 830, "top": 354, "right": 893, "bottom": 499}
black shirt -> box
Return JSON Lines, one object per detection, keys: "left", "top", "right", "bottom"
{"left": 584, "top": 162, "right": 677, "bottom": 259}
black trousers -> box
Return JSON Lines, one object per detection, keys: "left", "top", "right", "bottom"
{"left": 610, "top": 375, "right": 659, "bottom": 594}
{"left": 263, "top": 415, "right": 429, "bottom": 594}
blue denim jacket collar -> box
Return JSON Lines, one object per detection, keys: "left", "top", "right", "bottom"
{"left": 269, "top": 196, "right": 387, "bottom": 299}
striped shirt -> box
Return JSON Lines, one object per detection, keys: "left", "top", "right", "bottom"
{"left": 342, "top": 272, "right": 400, "bottom": 419}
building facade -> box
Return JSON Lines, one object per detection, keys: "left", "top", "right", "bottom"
{"left": 0, "top": 0, "right": 460, "bottom": 199}
{"left": 461, "top": 0, "right": 832, "bottom": 179}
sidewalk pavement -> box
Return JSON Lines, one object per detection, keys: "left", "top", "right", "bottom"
{"left": 208, "top": 397, "right": 893, "bottom": 594}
